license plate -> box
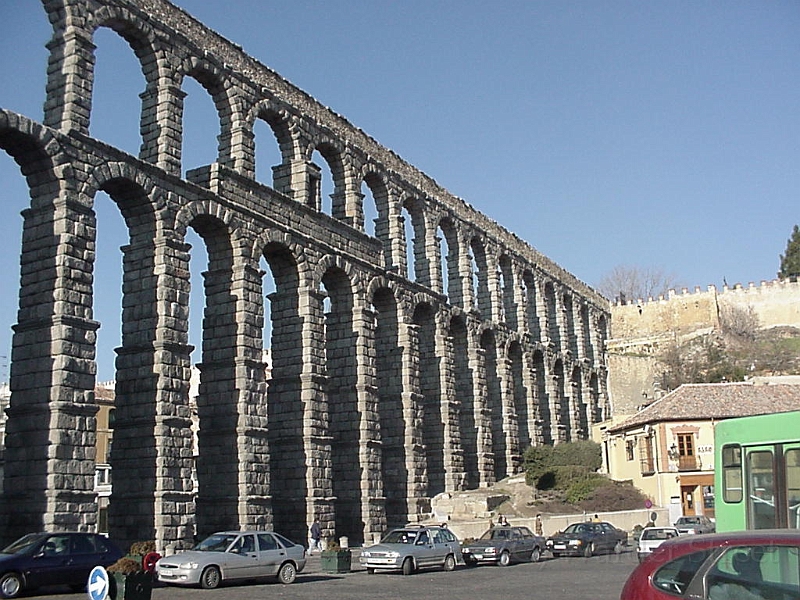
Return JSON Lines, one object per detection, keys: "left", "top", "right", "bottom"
{"left": 554, "top": 544, "right": 566, "bottom": 550}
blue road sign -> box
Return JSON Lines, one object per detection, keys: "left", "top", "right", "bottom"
{"left": 87, "top": 565, "right": 109, "bottom": 600}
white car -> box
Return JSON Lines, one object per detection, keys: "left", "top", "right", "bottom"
{"left": 359, "top": 526, "right": 461, "bottom": 575}
{"left": 636, "top": 526, "right": 680, "bottom": 562}
{"left": 156, "top": 531, "right": 306, "bottom": 588}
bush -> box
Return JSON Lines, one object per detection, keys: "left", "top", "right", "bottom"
{"left": 565, "top": 476, "right": 613, "bottom": 505}
{"left": 523, "top": 441, "right": 602, "bottom": 488}
{"left": 107, "top": 557, "right": 142, "bottom": 575}
{"left": 129, "top": 541, "right": 156, "bottom": 555}
{"left": 579, "top": 481, "right": 648, "bottom": 512}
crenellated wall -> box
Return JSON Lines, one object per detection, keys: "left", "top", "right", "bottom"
{"left": 612, "top": 279, "right": 800, "bottom": 342}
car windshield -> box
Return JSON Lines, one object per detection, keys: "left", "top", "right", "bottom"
{"left": 382, "top": 530, "right": 419, "bottom": 544}
{"left": 2, "top": 533, "right": 46, "bottom": 555}
{"left": 480, "top": 529, "right": 510, "bottom": 541}
{"left": 677, "top": 517, "right": 701, "bottom": 525}
{"left": 642, "top": 529, "right": 677, "bottom": 541}
{"left": 563, "top": 524, "right": 590, "bottom": 534}
{"left": 194, "top": 533, "right": 239, "bottom": 552}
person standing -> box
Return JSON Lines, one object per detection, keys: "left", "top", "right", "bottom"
{"left": 535, "top": 514, "right": 543, "bottom": 536}
{"left": 309, "top": 518, "right": 323, "bottom": 554}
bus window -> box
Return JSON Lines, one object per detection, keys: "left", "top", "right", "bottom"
{"left": 722, "top": 445, "right": 742, "bottom": 503}
{"left": 747, "top": 450, "right": 776, "bottom": 529}
{"left": 786, "top": 448, "right": 800, "bottom": 529}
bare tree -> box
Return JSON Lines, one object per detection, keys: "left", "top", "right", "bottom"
{"left": 596, "top": 265, "right": 680, "bottom": 303}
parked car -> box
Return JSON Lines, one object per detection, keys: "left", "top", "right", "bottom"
{"left": 0, "top": 532, "right": 123, "bottom": 599}
{"left": 156, "top": 530, "right": 306, "bottom": 588}
{"left": 462, "top": 526, "right": 545, "bottom": 566}
{"left": 359, "top": 525, "right": 461, "bottom": 575}
{"left": 637, "top": 527, "right": 680, "bottom": 563}
{"left": 545, "top": 521, "right": 627, "bottom": 557}
{"left": 621, "top": 529, "right": 800, "bottom": 599}
{"left": 673, "top": 515, "right": 716, "bottom": 535}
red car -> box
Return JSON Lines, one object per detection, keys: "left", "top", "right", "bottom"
{"left": 620, "top": 529, "right": 800, "bottom": 600}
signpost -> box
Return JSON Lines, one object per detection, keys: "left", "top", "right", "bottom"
{"left": 87, "top": 565, "right": 110, "bottom": 600}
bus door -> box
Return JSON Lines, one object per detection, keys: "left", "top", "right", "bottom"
{"left": 785, "top": 443, "right": 800, "bottom": 529}
{"left": 746, "top": 444, "right": 800, "bottom": 529}
{"left": 746, "top": 446, "right": 778, "bottom": 529}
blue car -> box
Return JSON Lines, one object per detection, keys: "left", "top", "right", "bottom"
{"left": 546, "top": 521, "right": 627, "bottom": 558}
{"left": 0, "top": 532, "right": 123, "bottom": 598}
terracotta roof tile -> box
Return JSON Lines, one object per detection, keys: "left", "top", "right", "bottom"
{"left": 608, "top": 382, "right": 800, "bottom": 433}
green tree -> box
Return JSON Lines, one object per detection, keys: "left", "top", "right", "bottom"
{"left": 779, "top": 225, "right": 800, "bottom": 280}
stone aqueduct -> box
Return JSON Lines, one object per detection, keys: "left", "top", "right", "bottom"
{"left": 0, "top": 0, "right": 609, "bottom": 550}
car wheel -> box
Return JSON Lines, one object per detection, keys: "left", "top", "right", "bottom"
{"left": 401, "top": 557, "right": 414, "bottom": 576}
{"left": 614, "top": 540, "right": 624, "bottom": 555}
{"left": 0, "top": 572, "right": 23, "bottom": 599}
{"left": 277, "top": 562, "right": 297, "bottom": 584}
{"left": 200, "top": 565, "right": 221, "bottom": 589}
{"left": 530, "top": 546, "right": 541, "bottom": 563}
{"left": 498, "top": 550, "right": 511, "bottom": 567}
{"left": 366, "top": 568, "right": 375, "bottom": 575}
{"left": 443, "top": 554, "right": 456, "bottom": 572}
{"left": 584, "top": 542, "right": 595, "bottom": 558}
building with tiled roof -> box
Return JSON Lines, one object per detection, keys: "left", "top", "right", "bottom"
{"left": 593, "top": 380, "right": 800, "bottom": 525}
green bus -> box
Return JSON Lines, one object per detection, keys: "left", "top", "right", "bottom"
{"left": 714, "top": 410, "right": 800, "bottom": 532}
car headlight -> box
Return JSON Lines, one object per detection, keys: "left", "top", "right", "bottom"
{"left": 545, "top": 539, "right": 553, "bottom": 546}
{"left": 361, "top": 551, "right": 371, "bottom": 558}
{"left": 484, "top": 547, "right": 496, "bottom": 554}
{"left": 386, "top": 551, "right": 400, "bottom": 558}
{"left": 569, "top": 539, "right": 582, "bottom": 546}
{"left": 179, "top": 561, "right": 199, "bottom": 569}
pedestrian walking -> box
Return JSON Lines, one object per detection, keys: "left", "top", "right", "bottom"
{"left": 309, "top": 518, "right": 323, "bottom": 554}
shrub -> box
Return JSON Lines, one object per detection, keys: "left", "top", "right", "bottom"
{"left": 565, "top": 476, "right": 613, "bottom": 505}
{"left": 107, "top": 557, "right": 142, "bottom": 575}
{"left": 524, "top": 441, "right": 603, "bottom": 489}
{"left": 579, "top": 481, "right": 648, "bottom": 512}
{"left": 129, "top": 541, "right": 156, "bottom": 555}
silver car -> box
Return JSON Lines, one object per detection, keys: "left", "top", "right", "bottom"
{"left": 674, "top": 515, "right": 716, "bottom": 535}
{"left": 359, "top": 526, "right": 462, "bottom": 575}
{"left": 156, "top": 531, "right": 306, "bottom": 588}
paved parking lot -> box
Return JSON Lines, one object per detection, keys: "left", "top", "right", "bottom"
{"left": 21, "top": 549, "right": 638, "bottom": 600}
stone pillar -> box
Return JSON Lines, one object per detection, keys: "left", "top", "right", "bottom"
{"left": 399, "top": 322, "right": 429, "bottom": 521}
{"left": 471, "top": 341, "right": 495, "bottom": 487}
{"left": 111, "top": 234, "right": 195, "bottom": 551}
{"left": 353, "top": 305, "right": 385, "bottom": 543}
{"left": 3, "top": 197, "right": 100, "bottom": 540}
{"left": 138, "top": 80, "right": 185, "bottom": 176}
{"left": 232, "top": 262, "right": 271, "bottom": 529}
{"left": 499, "top": 350, "right": 521, "bottom": 474}
{"left": 438, "top": 313, "right": 466, "bottom": 492}
{"left": 44, "top": 26, "right": 95, "bottom": 134}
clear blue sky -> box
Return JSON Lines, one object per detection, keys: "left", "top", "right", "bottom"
{"left": 1, "top": 0, "right": 799, "bottom": 381}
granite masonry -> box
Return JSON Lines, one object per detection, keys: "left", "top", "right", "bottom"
{"left": 0, "top": 0, "right": 609, "bottom": 551}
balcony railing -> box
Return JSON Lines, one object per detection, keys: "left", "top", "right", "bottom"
{"left": 678, "top": 456, "right": 698, "bottom": 471}
{"left": 639, "top": 456, "right": 655, "bottom": 475}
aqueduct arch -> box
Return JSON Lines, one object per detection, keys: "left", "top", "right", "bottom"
{"left": 1, "top": 0, "right": 610, "bottom": 551}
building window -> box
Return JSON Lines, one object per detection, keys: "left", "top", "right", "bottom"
{"left": 626, "top": 439, "right": 635, "bottom": 461}
{"left": 677, "top": 433, "right": 697, "bottom": 471}
{"left": 639, "top": 437, "right": 655, "bottom": 475}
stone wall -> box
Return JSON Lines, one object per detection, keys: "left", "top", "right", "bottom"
{"left": 0, "top": 0, "right": 609, "bottom": 551}
{"left": 608, "top": 280, "right": 800, "bottom": 416}
{"left": 612, "top": 280, "right": 800, "bottom": 341}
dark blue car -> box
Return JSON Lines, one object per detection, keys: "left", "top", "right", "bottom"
{"left": 0, "top": 532, "right": 123, "bottom": 598}
{"left": 546, "top": 521, "right": 627, "bottom": 558}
